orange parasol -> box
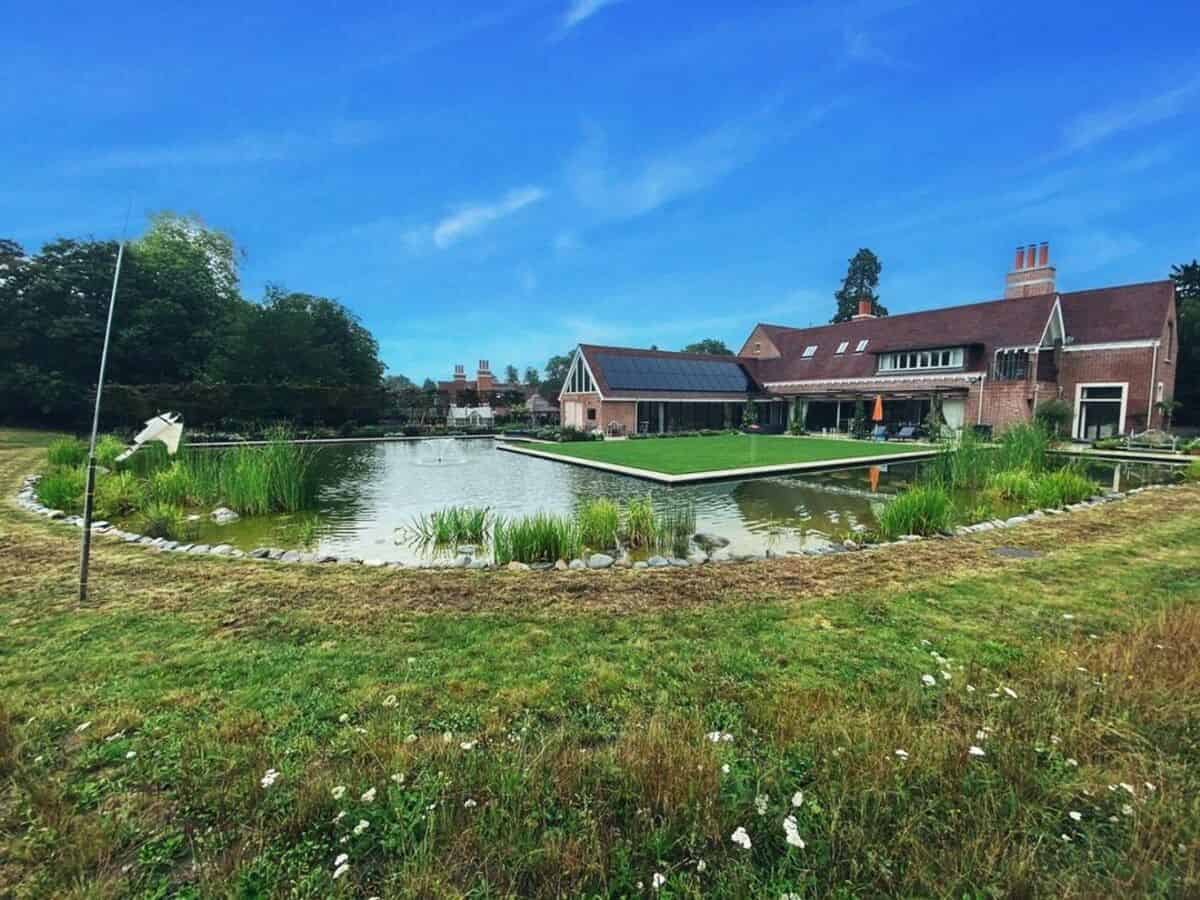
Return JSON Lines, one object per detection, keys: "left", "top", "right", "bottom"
{"left": 868, "top": 465, "right": 881, "bottom": 493}
{"left": 871, "top": 394, "right": 884, "bottom": 422}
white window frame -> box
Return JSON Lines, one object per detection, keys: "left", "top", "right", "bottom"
{"left": 802, "top": 345, "right": 818, "bottom": 358}
{"left": 558, "top": 349, "right": 600, "bottom": 398}
{"left": 855, "top": 339, "right": 869, "bottom": 352}
{"left": 1156, "top": 381, "right": 1165, "bottom": 403}
{"left": 1072, "top": 381, "right": 1128, "bottom": 440}
{"left": 878, "top": 347, "right": 963, "bottom": 372}
{"left": 836, "top": 341, "right": 848, "bottom": 354}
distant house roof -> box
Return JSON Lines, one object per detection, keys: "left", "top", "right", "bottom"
{"left": 744, "top": 281, "right": 1174, "bottom": 386}
{"left": 577, "top": 344, "right": 758, "bottom": 399}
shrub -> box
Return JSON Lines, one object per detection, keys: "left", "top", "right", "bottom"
{"left": 1033, "top": 399, "right": 1073, "bottom": 439}
{"left": 146, "top": 463, "right": 198, "bottom": 506}
{"left": 1031, "top": 468, "right": 1095, "bottom": 508}
{"left": 136, "top": 502, "right": 197, "bottom": 541}
{"left": 93, "top": 471, "right": 143, "bottom": 519}
{"left": 1186, "top": 459, "right": 1200, "bottom": 481}
{"left": 35, "top": 467, "right": 86, "bottom": 512}
{"left": 493, "top": 513, "right": 581, "bottom": 565}
{"left": 46, "top": 438, "right": 87, "bottom": 467}
{"left": 577, "top": 498, "right": 620, "bottom": 550}
{"left": 877, "top": 486, "right": 953, "bottom": 539}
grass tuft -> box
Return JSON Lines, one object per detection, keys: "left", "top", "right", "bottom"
{"left": 408, "top": 506, "right": 492, "bottom": 547}
{"left": 34, "top": 466, "right": 86, "bottom": 512}
{"left": 45, "top": 438, "right": 87, "bottom": 468}
{"left": 494, "top": 512, "right": 581, "bottom": 564}
{"left": 135, "top": 501, "right": 198, "bottom": 541}
{"left": 877, "top": 484, "right": 953, "bottom": 539}
{"left": 576, "top": 498, "right": 620, "bottom": 551}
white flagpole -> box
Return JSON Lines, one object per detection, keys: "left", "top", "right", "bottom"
{"left": 78, "top": 240, "right": 125, "bottom": 603}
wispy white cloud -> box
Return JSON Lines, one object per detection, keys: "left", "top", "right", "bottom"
{"left": 430, "top": 186, "right": 547, "bottom": 248}
{"left": 1061, "top": 76, "right": 1200, "bottom": 154}
{"left": 557, "top": 0, "right": 624, "bottom": 36}
{"left": 566, "top": 120, "right": 769, "bottom": 220}
{"left": 60, "top": 122, "right": 382, "bottom": 174}
{"left": 1056, "top": 231, "right": 1144, "bottom": 274}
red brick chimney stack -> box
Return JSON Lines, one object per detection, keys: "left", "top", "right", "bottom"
{"left": 476, "top": 359, "right": 494, "bottom": 393}
{"left": 852, "top": 298, "right": 877, "bottom": 320}
{"left": 453, "top": 364, "right": 466, "bottom": 383}
{"left": 1004, "top": 241, "right": 1056, "bottom": 298}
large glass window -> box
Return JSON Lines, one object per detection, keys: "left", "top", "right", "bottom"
{"left": 878, "top": 347, "right": 963, "bottom": 372}
{"left": 993, "top": 350, "right": 1029, "bottom": 381}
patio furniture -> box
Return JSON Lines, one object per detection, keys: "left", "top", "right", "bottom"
{"left": 1124, "top": 429, "right": 1179, "bottom": 452}
{"left": 872, "top": 425, "right": 888, "bottom": 441}
{"left": 895, "top": 425, "right": 918, "bottom": 441}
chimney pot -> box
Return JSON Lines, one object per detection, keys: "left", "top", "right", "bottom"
{"left": 1014, "top": 246, "right": 1025, "bottom": 270}
{"left": 1038, "top": 242, "right": 1049, "bottom": 267}
{"left": 1026, "top": 244, "right": 1037, "bottom": 269}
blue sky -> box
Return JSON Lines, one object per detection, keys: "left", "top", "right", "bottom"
{"left": 4, "top": 0, "right": 1199, "bottom": 383}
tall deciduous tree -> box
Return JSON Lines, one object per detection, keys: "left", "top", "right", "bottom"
{"left": 523, "top": 366, "right": 541, "bottom": 386}
{"left": 681, "top": 338, "right": 733, "bottom": 355}
{"left": 1170, "top": 259, "right": 1199, "bottom": 426}
{"left": 504, "top": 363, "right": 520, "bottom": 385}
{"left": 832, "top": 248, "right": 888, "bottom": 323}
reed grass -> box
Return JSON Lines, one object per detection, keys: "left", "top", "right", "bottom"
{"left": 34, "top": 467, "right": 86, "bottom": 512}
{"left": 623, "top": 496, "right": 658, "bottom": 548}
{"left": 986, "top": 468, "right": 1038, "bottom": 505}
{"left": 654, "top": 502, "right": 696, "bottom": 558}
{"left": 493, "top": 512, "right": 581, "bottom": 565}
{"left": 135, "top": 501, "right": 198, "bottom": 542}
{"left": 576, "top": 498, "right": 620, "bottom": 550}
{"left": 993, "top": 422, "right": 1051, "bottom": 473}
{"left": 93, "top": 471, "right": 143, "bottom": 519}
{"left": 45, "top": 438, "right": 87, "bottom": 468}
{"left": 877, "top": 484, "right": 953, "bottom": 539}
{"left": 408, "top": 506, "right": 492, "bottom": 546}
{"left": 1031, "top": 467, "right": 1095, "bottom": 508}
{"left": 93, "top": 434, "right": 127, "bottom": 468}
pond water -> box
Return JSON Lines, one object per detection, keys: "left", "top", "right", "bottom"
{"left": 185, "top": 438, "right": 1180, "bottom": 564}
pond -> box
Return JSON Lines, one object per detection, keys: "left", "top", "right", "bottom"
{"left": 184, "top": 438, "right": 1180, "bottom": 564}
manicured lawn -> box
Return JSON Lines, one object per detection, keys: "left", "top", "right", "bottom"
{"left": 1, "top": 431, "right": 1198, "bottom": 898}
{"left": 521, "top": 433, "right": 929, "bottom": 474}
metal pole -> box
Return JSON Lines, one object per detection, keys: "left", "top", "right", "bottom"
{"left": 78, "top": 241, "right": 125, "bottom": 603}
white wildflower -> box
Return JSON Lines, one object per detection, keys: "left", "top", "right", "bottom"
{"left": 1144, "top": 782, "right": 1156, "bottom": 792}
{"left": 382, "top": 694, "right": 398, "bottom": 708}
{"left": 1003, "top": 687, "right": 1018, "bottom": 699}
{"left": 1061, "top": 833, "right": 1072, "bottom": 843}
{"left": 1066, "top": 758, "right": 1078, "bottom": 767}
{"left": 334, "top": 853, "right": 348, "bottom": 867}
{"left": 125, "top": 750, "right": 136, "bottom": 760}
{"left": 791, "top": 791, "right": 804, "bottom": 808}
{"left": 105, "top": 731, "right": 124, "bottom": 743}
{"left": 1050, "top": 735, "right": 1061, "bottom": 745}
{"left": 941, "top": 670, "right": 952, "bottom": 681}
{"left": 1122, "top": 804, "right": 1134, "bottom": 817}
{"left": 755, "top": 794, "right": 769, "bottom": 816}
{"left": 1069, "top": 811, "right": 1082, "bottom": 822}
{"left": 975, "top": 729, "right": 988, "bottom": 741}
{"left": 730, "top": 826, "right": 751, "bottom": 849}
{"left": 75, "top": 721, "right": 92, "bottom": 733}
{"left": 968, "top": 745, "right": 986, "bottom": 758}
{"left": 404, "top": 733, "right": 417, "bottom": 743}
{"left": 721, "top": 764, "right": 730, "bottom": 775}
{"left": 921, "top": 674, "right": 936, "bottom": 687}
{"left": 391, "top": 772, "right": 405, "bottom": 784}
{"left": 442, "top": 731, "right": 453, "bottom": 743}
{"left": 260, "top": 768, "right": 280, "bottom": 788}
{"left": 361, "top": 787, "right": 376, "bottom": 803}
{"left": 333, "top": 863, "right": 350, "bottom": 879}
{"left": 1062, "top": 613, "right": 1074, "bottom": 620}
{"left": 353, "top": 819, "right": 370, "bottom": 835}
{"left": 652, "top": 872, "right": 666, "bottom": 889}
{"left": 894, "top": 749, "right": 909, "bottom": 760}
{"left": 333, "top": 810, "right": 346, "bottom": 824}
{"left": 696, "top": 859, "right": 706, "bottom": 872}
{"left": 464, "top": 798, "right": 477, "bottom": 809}
{"left": 331, "top": 785, "right": 346, "bottom": 800}
{"left": 966, "top": 684, "right": 976, "bottom": 693}
{"left": 460, "top": 740, "right": 477, "bottom": 751}
{"left": 783, "top": 814, "right": 805, "bottom": 848}
{"left": 1120, "top": 782, "right": 1135, "bottom": 796}
{"left": 338, "top": 713, "right": 350, "bottom": 724}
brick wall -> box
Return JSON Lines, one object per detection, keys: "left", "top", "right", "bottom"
{"left": 599, "top": 401, "right": 637, "bottom": 436}
{"left": 1057, "top": 347, "right": 1158, "bottom": 434}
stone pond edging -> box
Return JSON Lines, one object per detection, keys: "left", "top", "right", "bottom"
{"left": 13, "top": 473, "right": 1182, "bottom": 575}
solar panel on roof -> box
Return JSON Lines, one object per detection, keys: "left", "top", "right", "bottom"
{"left": 594, "top": 353, "right": 752, "bottom": 393}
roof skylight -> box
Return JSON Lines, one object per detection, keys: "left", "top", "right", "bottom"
{"left": 855, "top": 339, "right": 869, "bottom": 352}
{"left": 802, "top": 345, "right": 818, "bottom": 358}
{"left": 836, "top": 341, "right": 848, "bottom": 354}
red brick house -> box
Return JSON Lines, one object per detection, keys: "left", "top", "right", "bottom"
{"left": 437, "top": 360, "right": 558, "bottom": 423}
{"left": 559, "top": 244, "right": 1179, "bottom": 440}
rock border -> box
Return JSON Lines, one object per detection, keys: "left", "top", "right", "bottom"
{"left": 13, "top": 473, "right": 1182, "bottom": 573}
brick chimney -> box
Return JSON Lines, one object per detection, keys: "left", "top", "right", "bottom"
{"left": 1005, "top": 241, "right": 1056, "bottom": 298}
{"left": 453, "top": 364, "right": 466, "bottom": 383}
{"left": 851, "top": 297, "right": 877, "bottom": 320}
{"left": 476, "top": 359, "right": 494, "bottom": 393}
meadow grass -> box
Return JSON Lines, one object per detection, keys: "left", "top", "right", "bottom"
{"left": 92, "top": 470, "right": 143, "bottom": 519}
{"left": 134, "top": 501, "right": 198, "bottom": 542}
{"left": 1, "top": 428, "right": 1197, "bottom": 897}
{"left": 623, "top": 495, "right": 658, "bottom": 548}
{"left": 33, "top": 466, "right": 86, "bottom": 512}
{"left": 93, "top": 434, "right": 128, "bottom": 468}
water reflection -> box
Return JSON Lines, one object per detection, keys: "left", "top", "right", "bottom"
{"left": 188, "top": 439, "right": 1180, "bottom": 563}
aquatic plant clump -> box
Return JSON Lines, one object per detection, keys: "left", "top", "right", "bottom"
{"left": 877, "top": 485, "right": 953, "bottom": 539}
{"left": 623, "top": 496, "right": 658, "bottom": 548}
{"left": 576, "top": 497, "right": 621, "bottom": 550}
{"left": 35, "top": 467, "right": 86, "bottom": 512}
{"left": 493, "top": 513, "right": 582, "bottom": 565}
{"left": 408, "top": 506, "right": 493, "bottom": 547}
{"left": 93, "top": 471, "right": 143, "bottom": 519}
{"left": 136, "top": 501, "right": 198, "bottom": 542}
{"left": 45, "top": 438, "right": 88, "bottom": 468}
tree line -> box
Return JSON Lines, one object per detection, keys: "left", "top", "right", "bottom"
{"left": 0, "top": 214, "right": 386, "bottom": 428}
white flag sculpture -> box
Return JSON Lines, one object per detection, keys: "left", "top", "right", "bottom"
{"left": 115, "top": 412, "right": 184, "bottom": 462}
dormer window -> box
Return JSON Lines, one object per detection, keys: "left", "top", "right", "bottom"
{"left": 878, "top": 347, "right": 963, "bottom": 372}
{"left": 855, "top": 339, "right": 869, "bottom": 352}
{"left": 836, "top": 341, "right": 848, "bottom": 354}
{"left": 802, "top": 345, "right": 818, "bottom": 358}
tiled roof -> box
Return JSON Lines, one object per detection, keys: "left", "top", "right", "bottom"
{"left": 1058, "top": 280, "right": 1174, "bottom": 344}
